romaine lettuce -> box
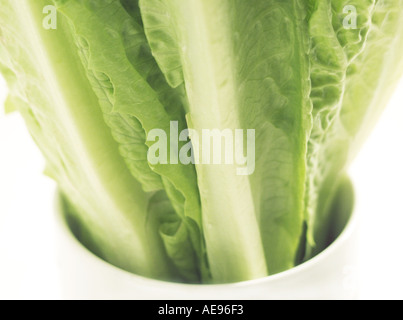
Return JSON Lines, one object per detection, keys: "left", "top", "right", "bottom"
{"left": 1, "top": 0, "right": 402, "bottom": 284}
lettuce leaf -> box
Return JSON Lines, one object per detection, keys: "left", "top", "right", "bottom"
{"left": 304, "top": 0, "right": 403, "bottom": 257}
{"left": 0, "top": 0, "right": 181, "bottom": 281}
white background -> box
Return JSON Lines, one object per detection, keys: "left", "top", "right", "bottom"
{"left": 0, "top": 75, "right": 402, "bottom": 300}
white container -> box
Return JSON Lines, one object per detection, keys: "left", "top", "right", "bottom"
{"left": 55, "top": 196, "right": 359, "bottom": 300}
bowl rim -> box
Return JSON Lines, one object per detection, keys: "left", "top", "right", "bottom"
{"left": 55, "top": 190, "right": 358, "bottom": 289}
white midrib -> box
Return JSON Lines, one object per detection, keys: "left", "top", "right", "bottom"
{"left": 176, "top": 0, "right": 268, "bottom": 282}
{"left": 18, "top": 0, "right": 152, "bottom": 272}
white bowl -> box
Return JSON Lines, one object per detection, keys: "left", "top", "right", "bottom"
{"left": 55, "top": 194, "right": 359, "bottom": 300}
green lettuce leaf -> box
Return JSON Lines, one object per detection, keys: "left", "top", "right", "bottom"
{"left": 0, "top": 0, "right": 179, "bottom": 280}
{"left": 140, "top": 0, "right": 312, "bottom": 281}
{"left": 53, "top": 0, "right": 207, "bottom": 282}
{"left": 304, "top": 0, "right": 403, "bottom": 257}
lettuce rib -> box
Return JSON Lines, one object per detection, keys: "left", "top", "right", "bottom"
{"left": 0, "top": 0, "right": 178, "bottom": 280}
{"left": 140, "top": 0, "right": 313, "bottom": 281}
